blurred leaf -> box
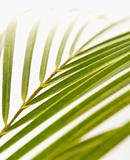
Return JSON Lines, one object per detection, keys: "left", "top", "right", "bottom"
{"left": 53, "top": 122, "right": 130, "bottom": 160}
{"left": 69, "top": 22, "right": 88, "bottom": 56}
{"left": 39, "top": 25, "right": 57, "bottom": 82}
{"left": 55, "top": 19, "right": 76, "bottom": 67}
{"left": 77, "top": 16, "right": 130, "bottom": 53}
{"left": 0, "top": 33, "right": 3, "bottom": 58}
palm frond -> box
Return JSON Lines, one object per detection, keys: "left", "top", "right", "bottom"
{"left": 0, "top": 16, "right": 130, "bottom": 160}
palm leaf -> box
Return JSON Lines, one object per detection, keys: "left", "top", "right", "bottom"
{"left": 0, "top": 16, "right": 130, "bottom": 160}
{"left": 39, "top": 24, "right": 57, "bottom": 82}
{"left": 21, "top": 21, "right": 39, "bottom": 101}
{"left": 55, "top": 19, "right": 76, "bottom": 67}
{"left": 69, "top": 22, "right": 88, "bottom": 56}
{"left": 2, "top": 19, "right": 16, "bottom": 124}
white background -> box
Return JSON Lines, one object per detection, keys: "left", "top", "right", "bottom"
{"left": 0, "top": 0, "right": 130, "bottom": 159}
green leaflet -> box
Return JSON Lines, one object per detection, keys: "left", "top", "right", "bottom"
{"left": 55, "top": 19, "right": 76, "bottom": 67}
{"left": 76, "top": 16, "right": 130, "bottom": 53}
{"left": 69, "top": 22, "right": 88, "bottom": 56}
{"left": 1, "top": 71, "right": 129, "bottom": 153}
{"left": 39, "top": 25, "right": 57, "bottom": 82}
{"left": 2, "top": 19, "right": 16, "bottom": 124}
{"left": 21, "top": 21, "right": 39, "bottom": 101}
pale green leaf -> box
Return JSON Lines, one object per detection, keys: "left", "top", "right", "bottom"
{"left": 76, "top": 17, "right": 130, "bottom": 53}
{"left": 21, "top": 21, "right": 39, "bottom": 101}
{"left": 0, "top": 33, "right": 3, "bottom": 58}
{"left": 55, "top": 19, "right": 76, "bottom": 67}
{"left": 69, "top": 22, "right": 88, "bottom": 56}
{"left": 39, "top": 25, "right": 57, "bottom": 82}
{"left": 2, "top": 19, "right": 16, "bottom": 124}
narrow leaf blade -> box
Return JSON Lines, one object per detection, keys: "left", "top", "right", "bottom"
{"left": 55, "top": 19, "right": 76, "bottom": 67}
{"left": 21, "top": 21, "right": 39, "bottom": 101}
{"left": 2, "top": 19, "right": 16, "bottom": 124}
{"left": 69, "top": 22, "right": 88, "bottom": 56}
{"left": 39, "top": 25, "right": 57, "bottom": 82}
